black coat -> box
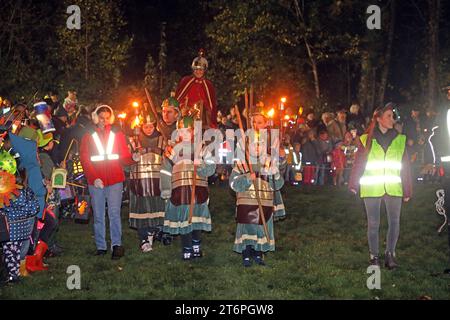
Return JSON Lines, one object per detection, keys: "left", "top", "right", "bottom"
{"left": 54, "top": 115, "right": 94, "bottom": 164}
{"left": 302, "top": 140, "right": 320, "bottom": 165}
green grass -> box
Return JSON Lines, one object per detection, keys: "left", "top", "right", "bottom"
{"left": 1, "top": 183, "right": 449, "bottom": 299}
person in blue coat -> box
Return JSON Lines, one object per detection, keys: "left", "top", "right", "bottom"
{"left": 8, "top": 129, "right": 46, "bottom": 219}
{"left": 1, "top": 127, "right": 55, "bottom": 272}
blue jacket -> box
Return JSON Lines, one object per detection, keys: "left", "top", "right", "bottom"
{"left": 9, "top": 133, "right": 46, "bottom": 218}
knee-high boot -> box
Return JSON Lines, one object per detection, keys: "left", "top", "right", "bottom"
{"left": 25, "top": 241, "right": 48, "bottom": 272}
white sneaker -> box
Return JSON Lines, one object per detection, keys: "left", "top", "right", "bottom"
{"left": 140, "top": 240, "right": 153, "bottom": 253}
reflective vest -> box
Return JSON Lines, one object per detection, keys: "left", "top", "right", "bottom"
{"left": 359, "top": 133, "right": 406, "bottom": 197}
{"left": 292, "top": 151, "right": 302, "bottom": 170}
{"left": 90, "top": 131, "right": 119, "bottom": 162}
{"left": 285, "top": 146, "right": 294, "bottom": 164}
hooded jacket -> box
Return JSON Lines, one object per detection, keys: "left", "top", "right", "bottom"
{"left": 80, "top": 124, "right": 134, "bottom": 186}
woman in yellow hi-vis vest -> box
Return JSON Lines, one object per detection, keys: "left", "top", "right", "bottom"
{"left": 349, "top": 103, "right": 412, "bottom": 269}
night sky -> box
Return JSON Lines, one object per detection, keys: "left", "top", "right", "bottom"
{"left": 120, "top": 0, "right": 213, "bottom": 85}
{"left": 117, "top": 1, "right": 450, "bottom": 106}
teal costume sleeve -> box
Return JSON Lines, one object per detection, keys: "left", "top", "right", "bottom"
{"left": 229, "top": 168, "right": 252, "bottom": 192}
{"left": 196, "top": 159, "right": 216, "bottom": 178}
{"left": 269, "top": 172, "right": 285, "bottom": 191}
{"left": 278, "top": 156, "right": 288, "bottom": 178}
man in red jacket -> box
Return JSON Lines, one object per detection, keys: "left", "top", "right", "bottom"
{"left": 175, "top": 49, "right": 217, "bottom": 128}
{"left": 80, "top": 105, "right": 135, "bottom": 259}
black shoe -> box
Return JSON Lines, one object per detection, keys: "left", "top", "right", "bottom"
{"left": 1, "top": 276, "right": 20, "bottom": 286}
{"left": 94, "top": 249, "right": 107, "bottom": 256}
{"left": 242, "top": 246, "right": 253, "bottom": 267}
{"left": 384, "top": 252, "right": 399, "bottom": 270}
{"left": 162, "top": 234, "right": 173, "bottom": 246}
{"left": 369, "top": 255, "right": 380, "bottom": 267}
{"left": 192, "top": 244, "right": 203, "bottom": 258}
{"left": 46, "top": 244, "right": 64, "bottom": 258}
{"left": 112, "top": 246, "right": 125, "bottom": 260}
{"left": 252, "top": 250, "right": 266, "bottom": 266}
{"left": 182, "top": 247, "right": 193, "bottom": 261}
{"left": 154, "top": 230, "right": 164, "bottom": 242}
{"left": 243, "top": 257, "right": 252, "bottom": 267}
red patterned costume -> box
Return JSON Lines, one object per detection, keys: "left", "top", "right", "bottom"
{"left": 175, "top": 49, "right": 217, "bottom": 128}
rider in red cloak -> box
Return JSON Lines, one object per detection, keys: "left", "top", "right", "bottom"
{"left": 175, "top": 49, "right": 217, "bottom": 128}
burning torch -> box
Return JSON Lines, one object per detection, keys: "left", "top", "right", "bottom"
{"left": 130, "top": 101, "right": 143, "bottom": 152}
{"left": 266, "top": 108, "right": 275, "bottom": 127}
{"left": 279, "top": 97, "right": 286, "bottom": 141}
{"left": 117, "top": 112, "right": 127, "bottom": 129}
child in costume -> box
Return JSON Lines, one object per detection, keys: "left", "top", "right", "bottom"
{"left": 0, "top": 151, "right": 38, "bottom": 284}
{"left": 160, "top": 116, "right": 216, "bottom": 260}
{"left": 129, "top": 112, "right": 167, "bottom": 252}
{"left": 1, "top": 128, "right": 55, "bottom": 273}
{"left": 37, "top": 129, "right": 63, "bottom": 257}
{"left": 230, "top": 108, "right": 284, "bottom": 267}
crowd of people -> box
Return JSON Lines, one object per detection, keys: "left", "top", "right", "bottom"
{"left": 1, "top": 49, "right": 449, "bottom": 288}
{"left": 0, "top": 50, "right": 287, "bottom": 287}
{"left": 215, "top": 100, "right": 444, "bottom": 188}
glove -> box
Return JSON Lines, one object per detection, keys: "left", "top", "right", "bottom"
{"left": 164, "top": 145, "right": 175, "bottom": 160}
{"left": 132, "top": 153, "right": 140, "bottom": 162}
{"left": 273, "top": 172, "right": 281, "bottom": 180}
{"left": 94, "top": 178, "right": 104, "bottom": 189}
{"left": 161, "top": 190, "right": 171, "bottom": 200}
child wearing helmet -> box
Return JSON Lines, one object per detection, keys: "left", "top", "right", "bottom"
{"left": 160, "top": 116, "right": 216, "bottom": 260}
{"left": 229, "top": 107, "right": 285, "bottom": 267}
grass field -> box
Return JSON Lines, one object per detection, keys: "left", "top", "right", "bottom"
{"left": 1, "top": 183, "right": 449, "bottom": 300}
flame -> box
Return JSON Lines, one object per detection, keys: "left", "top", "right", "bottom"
{"left": 267, "top": 108, "right": 275, "bottom": 118}
{"left": 131, "top": 115, "right": 142, "bottom": 129}
{"left": 253, "top": 130, "right": 261, "bottom": 143}
{"left": 78, "top": 200, "right": 88, "bottom": 215}
{"left": 132, "top": 101, "right": 139, "bottom": 108}
{"left": 118, "top": 112, "right": 127, "bottom": 119}
{"left": 284, "top": 115, "right": 290, "bottom": 120}
{"left": 280, "top": 97, "right": 287, "bottom": 103}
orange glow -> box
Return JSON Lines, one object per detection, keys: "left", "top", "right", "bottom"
{"left": 280, "top": 97, "right": 287, "bottom": 104}
{"left": 0, "top": 171, "right": 21, "bottom": 208}
{"left": 267, "top": 108, "right": 275, "bottom": 118}
{"left": 132, "top": 101, "right": 139, "bottom": 108}
{"left": 131, "top": 115, "right": 142, "bottom": 129}
{"left": 284, "top": 115, "right": 290, "bottom": 120}
{"left": 298, "top": 106, "right": 303, "bottom": 115}
{"left": 118, "top": 112, "right": 127, "bottom": 119}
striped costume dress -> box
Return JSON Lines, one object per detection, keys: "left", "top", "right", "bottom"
{"left": 160, "top": 150, "right": 216, "bottom": 235}
{"left": 128, "top": 132, "right": 166, "bottom": 229}
{"left": 230, "top": 160, "right": 284, "bottom": 253}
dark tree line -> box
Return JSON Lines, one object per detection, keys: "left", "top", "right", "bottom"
{"left": 1, "top": 0, "right": 449, "bottom": 115}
